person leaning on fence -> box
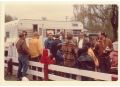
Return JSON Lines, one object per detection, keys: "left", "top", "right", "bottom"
{"left": 61, "top": 32, "right": 77, "bottom": 79}
{"left": 61, "top": 32, "right": 76, "bottom": 68}
{"left": 16, "top": 32, "right": 29, "bottom": 81}
{"left": 87, "top": 42, "right": 99, "bottom": 69}
{"left": 28, "top": 32, "right": 43, "bottom": 80}
{"left": 29, "top": 32, "right": 43, "bottom": 62}
{"left": 40, "top": 49, "right": 55, "bottom": 64}
{"left": 76, "top": 42, "right": 98, "bottom": 81}
{"left": 95, "top": 32, "right": 113, "bottom": 73}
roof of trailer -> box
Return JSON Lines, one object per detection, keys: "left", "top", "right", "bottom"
{"left": 5, "top": 19, "right": 84, "bottom": 30}
{"left": 5, "top": 20, "right": 19, "bottom": 25}
{"left": 5, "top": 19, "right": 83, "bottom": 24}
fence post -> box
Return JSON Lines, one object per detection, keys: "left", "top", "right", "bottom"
{"left": 44, "top": 64, "right": 49, "bottom": 81}
{"left": 7, "top": 58, "right": 13, "bottom": 75}
{"left": 112, "top": 74, "right": 118, "bottom": 81}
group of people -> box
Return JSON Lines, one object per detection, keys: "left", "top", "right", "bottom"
{"left": 16, "top": 31, "right": 43, "bottom": 80}
{"left": 16, "top": 30, "right": 114, "bottom": 81}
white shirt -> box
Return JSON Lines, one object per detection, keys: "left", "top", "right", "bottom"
{"left": 78, "top": 39, "right": 83, "bottom": 48}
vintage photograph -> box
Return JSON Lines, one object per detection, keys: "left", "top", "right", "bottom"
{"left": 4, "top": 3, "right": 118, "bottom": 81}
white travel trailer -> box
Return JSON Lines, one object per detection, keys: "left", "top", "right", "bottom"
{"left": 5, "top": 19, "right": 85, "bottom": 58}
{"left": 5, "top": 19, "right": 84, "bottom": 39}
{"left": 5, "top": 19, "right": 86, "bottom": 46}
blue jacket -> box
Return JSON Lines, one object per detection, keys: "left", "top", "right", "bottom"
{"left": 44, "top": 38, "right": 54, "bottom": 50}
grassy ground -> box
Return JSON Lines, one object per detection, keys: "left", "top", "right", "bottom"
{"left": 4, "top": 74, "right": 43, "bottom": 81}
{"left": 5, "top": 75, "right": 17, "bottom": 81}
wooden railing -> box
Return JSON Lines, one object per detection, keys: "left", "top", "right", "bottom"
{"left": 5, "top": 57, "right": 118, "bottom": 81}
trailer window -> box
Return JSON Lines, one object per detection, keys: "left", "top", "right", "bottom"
{"left": 33, "top": 24, "right": 38, "bottom": 32}
{"left": 73, "top": 30, "right": 81, "bottom": 36}
{"left": 6, "top": 32, "right": 10, "bottom": 38}
{"left": 5, "top": 50, "right": 8, "bottom": 57}
{"left": 57, "top": 29, "right": 60, "bottom": 33}
{"left": 72, "top": 23, "right": 78, "bottom": 27}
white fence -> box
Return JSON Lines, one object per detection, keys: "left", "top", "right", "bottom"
{"left": 5, "top": 57, "right": 118, "bottom": 81}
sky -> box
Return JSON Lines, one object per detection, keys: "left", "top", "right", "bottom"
{"left": 5, "top": 3, "right": 74, "bottom": 21}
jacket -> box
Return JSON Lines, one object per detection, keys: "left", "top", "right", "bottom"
{"left": 88, "top": 48, "right": 99, "bottom": 67}
{"left": 78, "top": 37, "right": 89, "bottom": 49}
{"left": 51, "top": 39, "right": 62, "bottom": 58}
{"left": 44, "top": 38, "right": 54, "bottom": 50}
{"left": 61, "top": 40, "right": 76, "bottom": 67}
{"left": 29, "top": 37, "right": 43, "bottom": 58}
{"left": 40, "top": 49, "right": 55, "bottom": 64}
{"left": 97, "top": 38, "right": 113, "bottom": 56}
{"left": 76, "top": 53, "right": 95, "bottom": 70}
{"left": 16, "top": 38, "right": 29, "bottom": 55}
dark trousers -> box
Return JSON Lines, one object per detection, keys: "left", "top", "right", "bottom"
{"left": 29, "top": 56, "right": 41, "bottom": 80}
{"left": 99, "top": 57, "right": 111, "bottom": 73}
{"left": 30, "top": 57, "right": 39, "bottom": 62}
{"left": 17, "top": 54, "right": 29, "bottom": 79}
{"left": 78, "top": 61, "right": 95, "bottom": 81}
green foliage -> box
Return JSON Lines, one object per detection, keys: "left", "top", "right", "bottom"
{"left": 73, "top": 5, "right": 118, "bottom": 41}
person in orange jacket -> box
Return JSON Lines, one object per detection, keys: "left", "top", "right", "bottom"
{"left": 29, "top": 32, "right": 43, "bottom": 61}
{"left": 28, "top": 32, "right": 43, "bottom": 80}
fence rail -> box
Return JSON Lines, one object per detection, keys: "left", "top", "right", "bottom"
{"left": 5, "top": 57, "right": 118, "bottom": 81}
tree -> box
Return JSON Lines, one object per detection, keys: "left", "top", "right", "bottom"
{"left": 5, "top": 14, "right": 17, "bottom": 22}
{"left": 73, "top": 5, "right": 118, "bottom": 41}
{"left": 41, "top": 17, "right": 47, "bottom": 21}
{"left": 111, "top": 5, "right": 118, "bottom": 41}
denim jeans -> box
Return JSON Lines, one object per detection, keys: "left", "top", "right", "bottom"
{"left": 17, "top": 53, "right": 29, "bottom": 79}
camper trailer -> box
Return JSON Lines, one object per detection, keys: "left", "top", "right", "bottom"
{"left": 5, "top": 19, "right": 84, "bottom": 39}
{"left": 5, "top": 19, "right": 85, "bottom": 58}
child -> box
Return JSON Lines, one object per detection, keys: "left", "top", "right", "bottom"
{"left": 56, "top": 43, "right": 64, "bottom": 65}
{"left": 40, "top": 49, "right": 55, "bottom": 64}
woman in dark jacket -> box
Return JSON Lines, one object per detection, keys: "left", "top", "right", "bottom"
{"left": 76, "top": 42, "right": 95, "bottom": 81}
{"left": 50, "top": 34, "right": 62, "bottom": 65}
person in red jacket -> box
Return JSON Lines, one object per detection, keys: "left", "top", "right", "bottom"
{"left": 40, "top": 49, "right": 55, "bottom": 80}
{"left": 40, "top": 49, "right": 55, "bottom": 64}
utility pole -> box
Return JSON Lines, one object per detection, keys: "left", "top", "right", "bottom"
{"left": 65, "top": 16, "right": 68, "bottom": 22}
